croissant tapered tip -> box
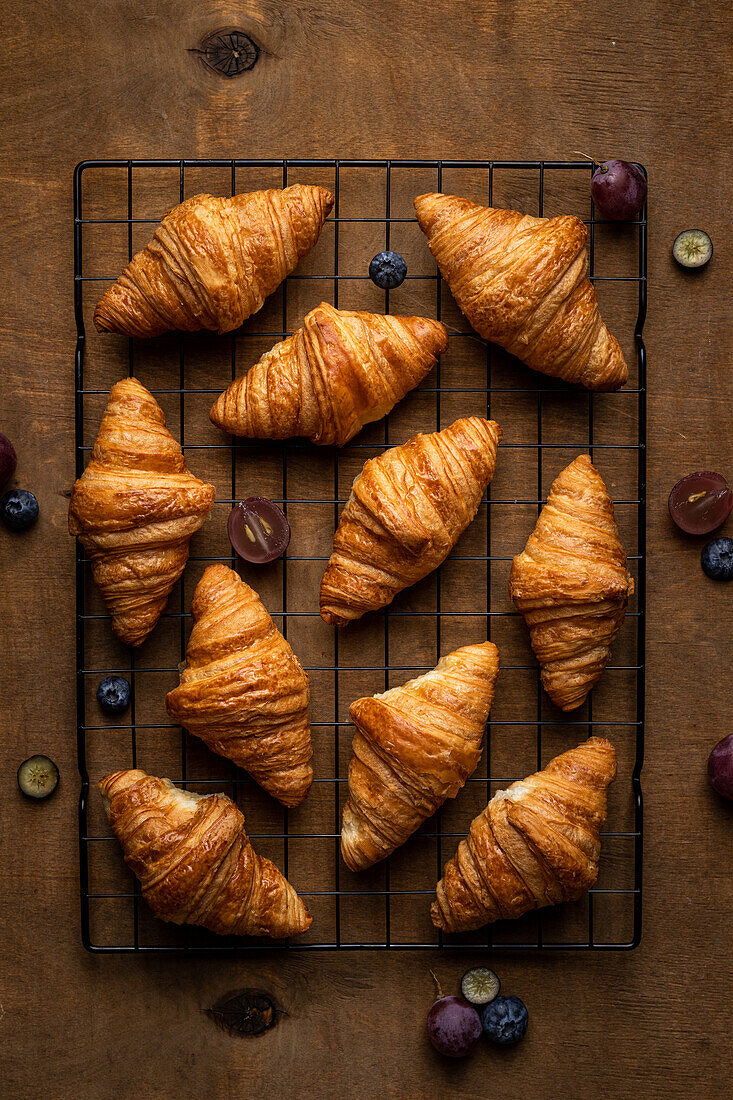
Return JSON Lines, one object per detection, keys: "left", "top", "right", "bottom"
{"left": 290, "top": 905, "right": 313, "bottom": 934}
{"left": 285, "top": 184, "right": 334, "bottom": 214}
{"left": 414, "top": 191, "right": 484, "bottom": 233}
{"left": 279, "top": 185, "right": 335, "bottom": 257}
{"left": 209, "top": 392, "right": 227, "bottom": 429}
{"left": 401, "top": 314, "right": 449, "bottom": 356}
{"left": 430, "top": 900, "right": 448, "bottom": 930}
{"left": 113, "top": 606, "right": 170, "bottom": 647}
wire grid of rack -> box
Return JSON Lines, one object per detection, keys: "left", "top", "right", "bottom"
{"left": 74, "top": 159, "right": 645, "bottom": 952}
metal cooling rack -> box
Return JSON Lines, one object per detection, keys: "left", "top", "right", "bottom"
{"left": 74, "top": 159, "right": 646, "bottom": 952}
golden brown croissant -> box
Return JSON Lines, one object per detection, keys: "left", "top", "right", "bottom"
{"left": 94, "top": 185, "right": 334, "bottom": 337}
{"left": 68, "top": 378, "right": 215, "bottom": 646}
{"left": 414, "top": 193, "right": 627, "bottom": 390}
{"left": 510, "top": 455, "right": 634, "bottom": 711}
{"left": 99, "top": 769, "right": 311, "bottom": 938}
{"left": 166, "top": 564, "right": 312, "bottom": 807}
{"left": 341, "top": 642, "right": 500, "bottom": 871}
{"left": 320, "top": 416, "right": 502, "bottom": 626}
{"left": 431, "top": 736, "right": 617, "bottom": 932}
{"left": 210, "top": 302, "right": 448, "bottom": 446}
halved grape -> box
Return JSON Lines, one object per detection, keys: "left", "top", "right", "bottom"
{"left": 668, "top": 472, "right": 733, "bottom": 535}
{"left": 673, "top": 230, "right": 713, "bottom": 269}
{"left": 18, "top": 755, "right": 59, "bottom": 799}
{"left": 427, "top": 996, "right": 482, "bottom": 1058}
{"left": 590, "top": 160, "right": 646, "bottom": 220}
{"left": 227, "top": 497, "right": 291, "bottom": 563}
{"left": 708, "top": 734, "right": 733, "bottom": 800}
{"left": 460, "top": 967, "right": 501, "bottom": 1006}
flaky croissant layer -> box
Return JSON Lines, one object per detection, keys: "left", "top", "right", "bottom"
{"left": 342, "top": 642, "right": 500, "bottom": 871}
{"left": 100, "top": 770, "right": 311, "bottom": 938}
{"left": 166, "top": 564, "right": 313, "bottom": 807}
{"left": 414, "top": 193, "right": 628, "bottom": 390}
{"left": 69, "top": 377, "right": 215, "bottom": 646}
{"left": 510, "top": 454, "right": 634, "bottom": 711}
{"left": 94, "top": 185, "right": 334, "bottom": 337}
{"left": 210, "top": 302, "right": 448, "bottom": 446}
{"left": 320, "top": 416, "right": 502, "bottom": 626}
{"left": 431, "top": 736, "right": 617, "bottom": 932}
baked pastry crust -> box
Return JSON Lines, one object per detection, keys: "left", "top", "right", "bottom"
{"left": 414, "top": 193, "right": 627, "bottom": 390}
{"left": 68, "top": 377, "right": 215, "bottom": 646}
{"left": 210, "top": 302, "right": 448, "bottom": 446}
{"left": 94, "top": 185, "right": 334, "bottom": 337}
{"left": 99, "top": 769, "right": 311, "bottom": 938}
{"left": 342, "top": 642, "right": 500, "bottom": 871}
{"left": 166, "top": 564, "right": 313, "bottom": 807}
{"left": 320, "top": 416, "right": 502, "bottom": 626}
{"left": 431, "top": 736, "right": 617, "bottom": 932}
{"left": 510, "top": 454, "right": 634, "bottom": 711}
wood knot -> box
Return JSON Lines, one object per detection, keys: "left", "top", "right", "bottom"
{"left": 205, "top": 989, "right": 282, "bottom": 1037}
{"left": 190, "top": 29, "right": 260, "bottom": 78}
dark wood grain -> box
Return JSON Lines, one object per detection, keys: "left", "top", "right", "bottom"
{"left": 1, "top": 2, "right": 731, "bottom": 1096}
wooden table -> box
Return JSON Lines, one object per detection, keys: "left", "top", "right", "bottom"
{"left": 1, "top": 3, "right": 731, "bottom": 1096}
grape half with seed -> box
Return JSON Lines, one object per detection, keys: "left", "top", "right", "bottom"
{"left": 18, "top": 755, "right": 59, "bottom": 800}
{"left": 672, "top": 230, "right": 713, "bottom": 269}
{"left": 460, "top": 967, "right": 501, "bottom": 1006}
{"left": 668, "top": 472, "right": 733, "bottom": 535}
{"left": 228, "top": 497, "right": 291, "bottom": 563}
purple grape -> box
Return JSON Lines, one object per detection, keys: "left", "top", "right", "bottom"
{"left": 668, "top": 472, "right": 733, "bottom": 535}
{"left": 227, "top": 497, "right": 290, "bottom": 563}
{"left": 590, "top": 160, "right": 647, "bottom": 221}
{"left": 0, "top": 433, "right": 17, "bottom": 489}
{"left": 708, "top": 734, "right": 733, "bottom": 800}
{"left": 427, "top": 996, "right": 482, "bottom": 1058}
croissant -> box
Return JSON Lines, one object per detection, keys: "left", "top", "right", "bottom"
{"left": 431, "top": 736, "right": 617, "bottom": 932}
{"left": 68, "top": 378, "right": 215, "bottom": 646}
{"left": 342, "top": 642, "right": 500, "bottom": 871}
{"left": 414, "top": 193, "right": 627, "bottom": 390}
{"left": 99, "top": 769, "right": 311, "bottom": 938}
{"left": 93, "top": 185, "right": 334, "bottom": 337}
{"left": 510, "top": 454, "right": 634, "bottom": 711}
{"left": 320, "top": 416, "right": 502, "bottom": 626}
{"left": 210, "top": 302, "right": 448, "bottom": 446}
{"left": 166, "top": 564, "right": 312, "bottom": 807}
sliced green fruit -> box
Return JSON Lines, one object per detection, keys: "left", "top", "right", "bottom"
{"left": 18, "top": 755, "right": 59, "bottom": 799}
{"left": 672, "top": 229, "right": 713, "bottom": 269}
{"left": 460, "top": 966, "right": 501, "bottom": 1006}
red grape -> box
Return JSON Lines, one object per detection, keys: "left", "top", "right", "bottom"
{"left": 227, "top": 497, "right": 290, "bottom": 563}
{"left": 0, "top": 433, "right": 17, "bottom": 488}
{"left": 668, "top": 472, "right": 733, "bottom": 535}
{"left": 427, "top": 996, "right": 482, "bottom": 1058}
{"left": 708, "top": 734, "right": 733, "bottom": 800}
{"left": 591, "top": 160, "right": 647, "bottom": 220}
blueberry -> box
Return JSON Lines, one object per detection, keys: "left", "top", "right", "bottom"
{"left": 481, "top": 994, "right": 529, "bottom": 1046}
{"left": 369, "top": 250, "right": 407, "bottom": 290}
{"left": 97, "top": 675, "right": 131, "bottom": 714}
{"left": 0, "top": 488, "right": 38, "bottom": 531}
{"left": 701, "top": 536, "right": 733, "bottom": 582}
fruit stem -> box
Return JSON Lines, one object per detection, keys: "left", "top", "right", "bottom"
{"left": 573, "top": 150, "right": 606, "bottom": 171}
{"left": 430, "top": 969, "right": 444, "bottom": 1000}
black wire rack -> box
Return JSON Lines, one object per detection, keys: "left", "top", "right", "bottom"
{"left": 74, "top": 159, "right": 646, "bottom": 953}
